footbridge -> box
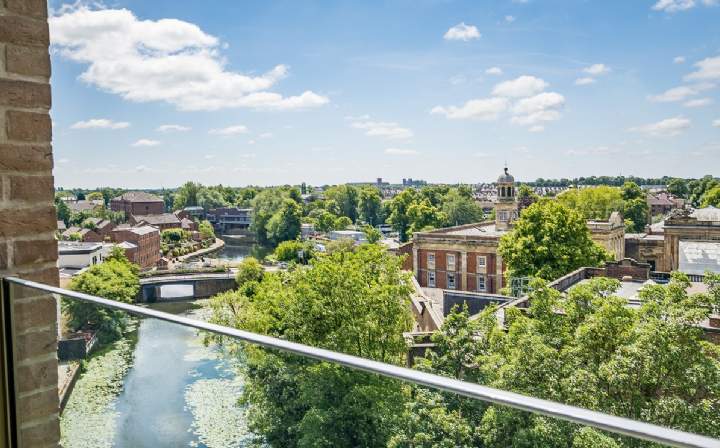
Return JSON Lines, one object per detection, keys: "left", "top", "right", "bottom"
{"left": 138, "top": 272, "right": 237, "bottom": 302}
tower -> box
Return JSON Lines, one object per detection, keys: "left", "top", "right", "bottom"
{"left": 495, "top": 166, "right": 518, "bottom": 230}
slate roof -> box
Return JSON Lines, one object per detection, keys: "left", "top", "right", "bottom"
{"left": 112, "top": 191, "right": 163, "bottom": 203}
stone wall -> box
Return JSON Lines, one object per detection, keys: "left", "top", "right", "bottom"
{"left": 0, "top": 0, "right": 61, "bottom": 446}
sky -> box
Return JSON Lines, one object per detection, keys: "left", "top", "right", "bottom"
{"left": 48, "top": 0, "right": 720, "bottom": 188}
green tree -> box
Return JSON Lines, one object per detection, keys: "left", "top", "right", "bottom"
{"left": 197, "top": 187, "right": 229, "bottom": 210}
{"left": 266, "top": 198, "right": 302, "bottom": 245}
{"left": 333, "top": 215, "right": 352, "bottom": 230}
{"left": 387, "top": 189, "right": 418, "bottom": 242}
{"left": 557, "top": 186, "right": 624, "bottom": 221}
{"left": 620, "top": 181, "right": 644, "bottom": 201}
{"left": 64, "top": 247, "right": 140, "bottom": 342}
{"left": 623, "top": 197, "right": 648, "bottom": 232}
{"left": 86, "top": 191, "right": 104, "bottom": 201}
{"left": 198, "top": 220, "right": 215, "bottom": 240}
{"left": 55, "top": 196, "right": 71, "bottom": 225}
{"left": 362, "top": 225, "right": 382, "bottom": 244}
{"left": 314, "top": 210, "right": 339, "bottom": 233}
{"left": 358, "top": 187, "right": 383, "bottom": 226}
{"left": 173, "top": 181, "right": 201, "bottom": 210}
{"left": 207, "top": 245, "right": 414, "bottom": 447}
{"left": 498, "top": 200, "right": 609, "bottom": 280}
{"left": 407, "top": 199, "right": 447, "bottom": 233}
{"left": 235, "top": 257, "right": 265, "bottom": 287}
{"left": 689, "top": 175, "right": 719, "bottom": 206}
{"left": 701, "top": 185, "right": 720, "bottom": 207}
{"left": 325, "top": 185, "right": 359, "bottom": 222}
{"left": 441, "top": 189, "right": 483, "bottom": 226}
{"left": 252, "top": 189, "right": 286, "bottom": 245}
{"left": 274, "top": 240, "right": 314, "bottom": 263}
{"left": 667, "top": 178, "right": 689, "bottom": 198}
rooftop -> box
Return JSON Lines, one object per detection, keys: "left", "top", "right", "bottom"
{"left": 58, "top": 241, "right": 103, "bottom": 254}
{"left": 112, "top": 191, "right": 163, "bottom": 203}
{"left": 133, "top": 213, "right": 181, "bottom": 225}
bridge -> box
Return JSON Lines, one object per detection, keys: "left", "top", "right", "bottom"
{"left": 137, "top": 272, "right": 237, "bottom": 302}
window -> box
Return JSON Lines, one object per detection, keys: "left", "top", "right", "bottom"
{"left": 477, "top": 275, "right": 486, "bottom": 292}
{"left": 476, "top": 255, "right": 486, "bottom": 271}
{"left": 428, "top": 271, "right": 436, "bottom": 287}
{"left": 427, "top": 253, "right": 435, "bottom": 270}
{"left": 447, "top": 254, "right": 456, "bottom": 271}
{"left": 447, "top": 273, "right": 456, "bottom": 289}
{"left": 499, "top": 211, "right": 508, "bottom": 222}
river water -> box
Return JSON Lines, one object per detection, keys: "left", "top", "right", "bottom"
{"left": 60, "top": 301, "right": 252, "bottom": 448}
{"left": 210, "top": 235, "right": 270, "bottom": 264}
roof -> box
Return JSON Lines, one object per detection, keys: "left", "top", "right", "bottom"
{"left": 67, "top": 200, "right": 101, "bottom": 212}
{"left": 497, "top": 167, "right": 515, "bottom": 183}
{"left": 418, "top": 222, "right": 506, "bottom": 238}
{"left": 117, "top": 241, "right": 137, "bottom": 249}
{"left": 128, "top": 225, "right": 159, "bottom": 236}
{"left": 133, "top": 213, "right": 181, "bottom": 225}
{"left": 58, "top": 241, "right": 103, "bottom": 254}
{"left": 679, "top": 241, "right": 720, "bottom": 275}
{"left": 112, "top": 191, "right": 163, "bottom": 203}
{"left": 691, "top": 206, "right": 720, "bottom": 222}
{"left": 648, "top": 193, "right": 675, "bottom": 206}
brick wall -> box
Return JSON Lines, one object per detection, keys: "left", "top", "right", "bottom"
{"left": 0, "top": 0, "right": 60, "bottom": 446}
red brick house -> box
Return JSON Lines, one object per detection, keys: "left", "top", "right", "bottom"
{"left": 130, "top": 213, "right": 181, "bottom": 231}
{"left": 110, "top": 191, "right": 164, "bottom": 216}
{"left": 111, "top": 225, "right": 161, "bottom": 269}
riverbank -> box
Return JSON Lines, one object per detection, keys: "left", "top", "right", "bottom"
{"left": 177, "top": 237, "right": 225, "bottom": 262}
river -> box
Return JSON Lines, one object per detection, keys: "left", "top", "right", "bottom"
{"left": 60, "top": 301, "right": 252, "bottom": 448}
{"left": 209, "top": 235, "right": 270, "bottom": 264}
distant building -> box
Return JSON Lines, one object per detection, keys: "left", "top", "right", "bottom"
{"left": 61, "top": 226, "right": 103, "bottom": 243}
{"left": 328, "top": 230, "right": 367, "bottom": 244}
{"left": 130, "top": 213, "right": 181, "bottom": 231}
{"left": 58, "top": 241, "right": 104, "bottom": 271}
{"left": 82, "top": 217, "right": 115, "bottom": 240}
{"left": 206, "top": 207, "right": 252, "bottom": 232}
{"left": 587, "top": 212, "right": 625, "bottom": 261}
{"left": 175, "top": 206, "right": 205, "bottom": 220}
{"left": 111, "top": 225, "right": 161, "bottom": 269}
{"left": 66, "top": 199, "right": 103, "bottom": 213}
{"left": 647, "top": 192, "right": 684, "bottom": 220}
{"left": 110, "top": 191, "right": 164, "bottom": 216}
{"left": 180, "top": 218, "right": 198, "bottom": 232}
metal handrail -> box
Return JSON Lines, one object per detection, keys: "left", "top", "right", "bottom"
{"left": 5, "top": 276, "right": 720, "bottom": 448}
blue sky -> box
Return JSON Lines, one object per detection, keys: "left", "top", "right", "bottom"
{"left": 49, "top": 0, "right": 720, "bottom": 188}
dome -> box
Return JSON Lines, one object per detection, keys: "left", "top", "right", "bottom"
{"left": 497, "top": 167, "right": 514, "bottom": 183}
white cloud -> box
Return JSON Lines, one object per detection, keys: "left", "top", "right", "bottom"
{"left": 505, "top": 15, "right": 515, "bottom": 23}
{"left": 209, "top": 125, "right": 249, "bottom": 135}
{"left": 511, "top": 92, "right": 565, "bottom": 126}
{"left": 629, "top": 116, "right": 690, "bottom": 137}
{"left": 156, "top": 124, "right": 190, "bottom": 132}
{"left": 258, "top": 132, "right": 273, "bottom": 139}
{"left": 49, "top": 6, "right": 329, "bottom": 111}
{"left": 652, "top": 0, "right": 696, "bottom": 12}
{"left": 492, "top": 75, "right": 548, "bottom": 98}
{"left": 528, "top": 125, "right": 545, "bottom": 132}
{"left": 385, "top": 148, "right": 418, "bottom": 156}
{"left": 351, "top": 120, "right": 413, "bottom": 139}
{"left": 431, "top": 97, "right": 509, "bottom": 120}
{"left": 485, "top": 67, "right": 503, "bottom": 76}
{"left": 71, "top": 118, "right": 130, "bottom": 129}
{"left": 683, "top": 98, "right": 713, "bottom": 107}
{"left": 56, "top": 158, "right": 70, "bottom": 164}
{"left": 647, "top": 85, "right": 705, "bottom": 102}
{"left": 714, "top": 119, "right": 720, "bottom": 127}
{"left": 583, "top": 63, "right": 611, "bottom": 76}
{"left": 685, "top": 56, "right": 720, "bottom": 81}
{"left": 575, "top": 77, "right": 596, "bottom": 86}
{"left": 565, "top": 146, "right": 620, "bottom": 156}
{"left": 132, "top": 139, "right": 160, "bottom": 147}
{"left": 674, "top": 56, "right": 686, "bottom": 64}
{"left": 443, "top": 23, "right": 481, "bottom": 41}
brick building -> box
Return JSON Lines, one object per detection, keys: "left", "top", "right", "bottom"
{"left": 111, "top": 225, "right": 161, "bottom": 269}
{"left": 110, "top": 191, "right": 164, "bottom": 216}
{"left": 130, "top": 213, "right": 181, "bottom": 231}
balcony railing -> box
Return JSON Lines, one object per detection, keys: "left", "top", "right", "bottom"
{"left": 3, "top": 276, "right": 720, "bottom": 448}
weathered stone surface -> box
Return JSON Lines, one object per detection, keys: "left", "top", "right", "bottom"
{"left": 13, "top": 239, "right": 56, "bottom": 266}
{"left": 0, "top": 79, "right": 51, "bottom": 108}
{"left": 6, "top": 44, "right": 51, "bottom": 78}
{"left": 6, "top": 111, "right": 52, "bottom": 142}
{"left": 0, "top": 144, "right": 53, "bottom": 172}
{"left": 0, "top": 15, "right": 49, "bottom": 47}
{"left": 9, "top": 175, "right": 54, "bottom": 202}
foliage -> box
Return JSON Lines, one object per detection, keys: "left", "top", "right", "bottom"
{"left": 622, "top": 197, "right": 648, "bottom": 232}
{"left": 399, "top": 274, "right": 720, "bottom": 447}
{"left": 667, "top": 178, "right": 689, "bottom": 198}
{"left": 68, "top": 232, "right": 82, "bottom": 241}
{"left": 235, "top": 257, "right": 265, "bottom": 287}
{"left": 557, "top": 186, "right": 624, "bottom": 221}
{"left": 55, "top": 196, "right": 71, "bottom": 225}
{"left": 161, "top": 228, "right": 189, "bottom": 243}
{"left": 358, "top": 186, "right": 383, "bottom": 226}
{"left": 274, "top": 239, "right": 315, "bottom": 263}
{"left": 362, "top": 225, "right": 383, "bottom": 244}
{"left": 266, "top": 199, "right": 302, "bottom": 246}
{"left": 689, "top": 175, "right": 719, "bottom": 206}
{"left": 198, "top": 220, "right": 215, "bottom": 240}
{"left": 207, "top": 245, "right": 414, "bottom": 447}
{"left": 498, "top": 199, "right": 609, "bottom": 280}
{"left": 252, "top": 189, "right": 286, "bottom": 245}
{"left": 173, "top": 181, "right": 202, "bottom": 210}
{"left": 334, "top": 215, "right": 352, "bottom": 230}
{"left": 441, "top": 189, "right": 484, "bottom": 226}
{"left": 64, "top": 247, "right": 140, "bottom": 342}
{"left": 325, "top": 185, "right": 359, "bottom": 222}
{"left": 701, "top": 186, "right": 720, "bottom": 208}
{"left": 86, "top": 191, "right": 104, "bottom": 202}
{"left": 407, "top": 199, "right": 447, "bottom": 233}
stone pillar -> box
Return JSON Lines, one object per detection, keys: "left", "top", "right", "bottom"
{"left": 460, "top": 251, "right": 467, "bottom": 291}
{"left": 412, "top": 246, "right": 418, "bottom": 279}
{"left": 0, "top": 1, "right": 61, "bottom": 446}
{"left": 495, "top": 254, "right": 503, "bottom": 293}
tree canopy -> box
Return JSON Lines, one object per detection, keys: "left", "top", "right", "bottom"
{"left": 499, "top": 199, "right": 609, "bottom": 281}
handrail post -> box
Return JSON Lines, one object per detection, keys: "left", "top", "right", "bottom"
{"left": 0, "top": 278, "right": 18, "bottom": 447}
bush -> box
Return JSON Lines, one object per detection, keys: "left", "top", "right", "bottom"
{"left": 274, "top": 240, "right": 314, "bottom": 263}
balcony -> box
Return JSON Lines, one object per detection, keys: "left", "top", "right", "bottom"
{"left": 1, "top": 276, "right": 719, "bottom": 447}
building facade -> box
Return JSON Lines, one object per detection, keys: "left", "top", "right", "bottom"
{"left": 111, "top": 225, "right": 161, "bottom": 269}
{"left": 110, "top": 191, "right": 164, "bottom": 216}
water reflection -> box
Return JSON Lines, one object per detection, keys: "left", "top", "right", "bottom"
{"left": 210, "top": 235, "right": 270, "bottom": 263}
{"left": 61, "top": 302, "right": 251, "bottom": 448}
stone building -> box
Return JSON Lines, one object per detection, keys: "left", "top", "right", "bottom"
{"left": 626, "top": 207, "right": 720, "bottom": 274}
{"left": 110, "top": 191, "right": 164, "bottom": 216}
{"left": 587, "top": 211, "right": 625, "bottom": 261}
